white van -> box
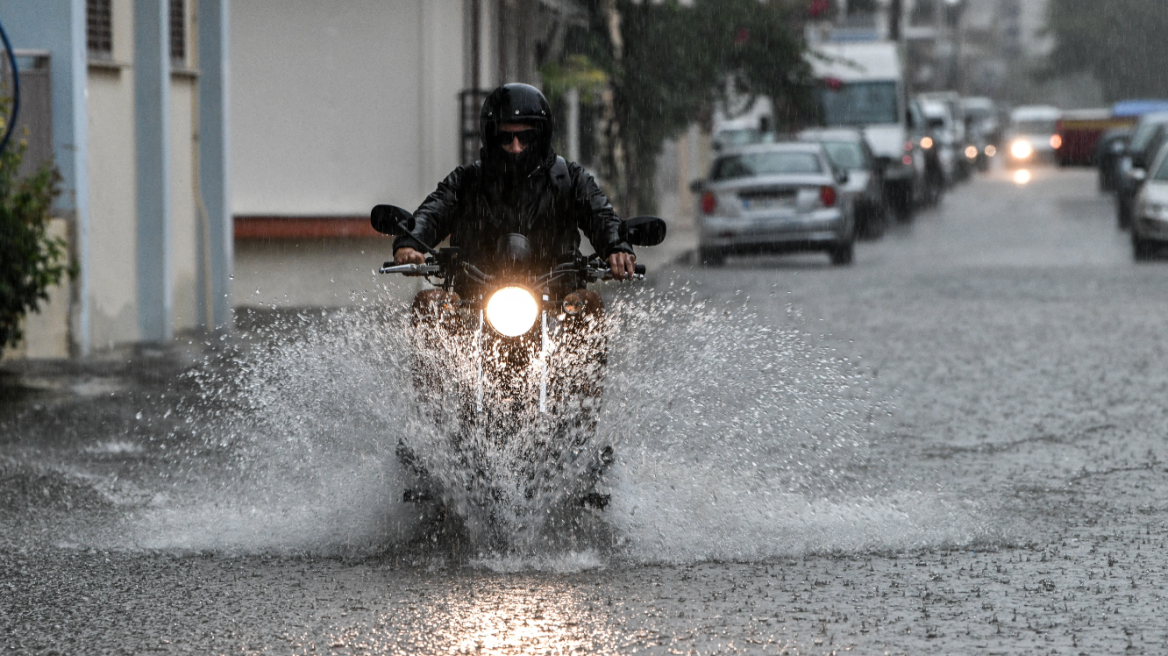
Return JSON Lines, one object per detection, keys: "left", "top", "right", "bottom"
{"left": 810, "top": 41, "right": 925, "bottom": 215}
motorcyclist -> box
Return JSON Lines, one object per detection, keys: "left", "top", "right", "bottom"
{"left": 391, "top": 84, "right": 626, "bottom": 509}
{"left": 392, "top": 83, "right": 637, "bottom": 304}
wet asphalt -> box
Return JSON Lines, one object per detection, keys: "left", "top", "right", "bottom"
{"left": 5, "top": 165, "right": 1168, "bottom": 654}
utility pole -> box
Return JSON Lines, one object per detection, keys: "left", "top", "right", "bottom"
{"left": 888, "top": 0, "right": 902, "bottom": 41}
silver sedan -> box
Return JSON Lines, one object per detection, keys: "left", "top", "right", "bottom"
{"left": 694, "top": 142, "right": 856, "bottom": 266}
{"left": 1131, "top": 143, "right": 1168, "bottom": 259}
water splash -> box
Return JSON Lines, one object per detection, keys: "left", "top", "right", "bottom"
{"left": 120, "top": 286, "right": 988, "bottom": 563}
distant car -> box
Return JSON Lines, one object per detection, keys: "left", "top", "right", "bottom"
{"left": 1005, "top": 105, "right": 1062, "bottom": 167}
{"left": 919, "top": 91, "right": 973, "bottom": 181}
{"left": 797, "top": 128, "right": 887, "bottom": 239}
{"left": 694, "top": 142, "right": 855, "bottom": 266}
{"left": 1094, "top": 127, "right": 1132, "bottom": 193}
{"left": 1116, "top": 111, "right": 1168, "bottom": 229}
{"left": 1130, "top": 143, "right": 1168, "bottom": 259}
{"left": 961, "top": 96, "right": 1001, "bottom": 172}
{"left": 917, "top": 98, "right": 959, "bottom": 185}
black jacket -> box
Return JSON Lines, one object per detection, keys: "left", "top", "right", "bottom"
{"left": 393, "top": 153, "right": 632, "bottom": 282}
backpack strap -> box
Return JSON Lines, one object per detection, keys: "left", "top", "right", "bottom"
{"left": 550, "top": 156, "right": 572, "bottom": 198}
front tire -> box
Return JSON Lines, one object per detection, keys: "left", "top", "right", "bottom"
{"left": 829, "top": 241, "right": 854, "bottom": 266}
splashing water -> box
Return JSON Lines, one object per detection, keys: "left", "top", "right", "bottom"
{"left": 124, "top": 286, "right": 986, "bottom": 564}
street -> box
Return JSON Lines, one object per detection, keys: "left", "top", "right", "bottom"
{"left": 5, "top": 165, "right": 1168, "bottom": 654}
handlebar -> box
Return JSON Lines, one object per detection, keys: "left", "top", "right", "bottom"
{"left": 379, "top": 263, "right": 442, "bottom": 276}
{"left": 379, "top": 261, "right": 646, "bottom": 281}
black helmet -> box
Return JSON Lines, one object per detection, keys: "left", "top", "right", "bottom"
{"left": 480, "top": 83, "right": 555, "bottom": 169}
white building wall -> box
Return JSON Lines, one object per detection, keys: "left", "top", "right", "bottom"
{"left": 170, "top": 75, "right": 200, "bottom": 332}
{"left": 230, "top": 0, "right": 466, "bottom": 216}
{"left": 86, "top": 0, "right": 139, "bottom": 349}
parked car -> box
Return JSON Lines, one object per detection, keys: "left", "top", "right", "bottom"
{"left": 693, "top": 142, "right": 855, "bottom": 266}
{"left": 908, "top": 98, "right": 944, "bottom": 208}
{"left": 1116, "top": 111, "right": 1168, "bottom": 229}
{"left": 1094, "top": 127, "right": 1132, "bottom": 193}
{"left": 919, "top": 91, "right": 973, "bottom": 181}
{"left": 917, "top": 98, "right": 960, "bottom": 185}
{"left": 1130, "top": 142, "right": 1168, "bottom": 259}
{"left": 1004, "top": 105, "right": 1062, "bottom": 168}
{"left": 797, "top": 128, "right": 887, "bottom": 239}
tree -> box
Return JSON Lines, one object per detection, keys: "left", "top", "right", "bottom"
{"left": 554, "top": 0, "right": 813, "bottom": 215}
{"left": 1041, "top": 0, "right": 1168, "bottom": 102}
{"left": 0, "top": 132, "right": 72, "bottom": 351}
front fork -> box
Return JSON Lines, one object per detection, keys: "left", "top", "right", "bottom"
{"left": 472, "top": 308, "right": 553, "bottom": 416}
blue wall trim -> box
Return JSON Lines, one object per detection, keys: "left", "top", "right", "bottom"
{"left": 0, "top": 0, "right": 91, "bottom": 354}
{"left": 135, "top": 0, "right": 172, "bottom": 341}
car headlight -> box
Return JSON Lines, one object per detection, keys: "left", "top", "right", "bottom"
{"left": 485, "top": 286, "right": 539, "bottom": 337}
{"left": 1011, "top": 140, "right": 1033, "bottom": 160}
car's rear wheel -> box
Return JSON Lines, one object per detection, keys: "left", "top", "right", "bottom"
{"left": 829, "top": 242, "right": 854, "bottom": 266}
{"left": 1118, "top": 197, "right": 1133, "bottom": 230}
{"left": 1132, "top": 232, "right": 1154, "bottom": 261}
{"left": 698, "top": 247, "right": 725, "bottom": 267}
{"left": 858, "top": 203, "right": 888, "bottom": 240}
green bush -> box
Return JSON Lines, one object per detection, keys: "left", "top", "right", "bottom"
{"left": 0, "top": 132, "right": 72, "bottom": 351}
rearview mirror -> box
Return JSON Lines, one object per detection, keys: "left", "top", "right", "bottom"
{"left": 370, "top": 205, "right": 415, "bottom": 236}
{"left": 622, "top": 216, "right": 667, "bottom": 247}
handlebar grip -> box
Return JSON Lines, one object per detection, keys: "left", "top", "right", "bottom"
{"left": 634, "top": 264, "right": 646, "bottom": 275}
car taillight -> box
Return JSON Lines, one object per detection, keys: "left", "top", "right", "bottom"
{"left": 1050, "top": 134, "right": 1063, "bottom": 149}
{"left": 701, "top": 191, "right": 717, "bottom": 214}
{"left": 904, "top": 141, "right": 914, "bottom": 152}
{"left": 819, "top": 186, "right": 837, "bottom": 208}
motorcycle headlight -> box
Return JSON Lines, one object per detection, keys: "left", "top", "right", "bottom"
{"left": 485, "top": 286, "right": 539, "bottom": 337}
{"left": 1011, "top": 140, "right": 1033, "bottom": 160}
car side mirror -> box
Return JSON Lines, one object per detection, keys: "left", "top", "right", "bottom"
{"left": 837, "top": 169, "right": 850, "bottom": 184}
{"left": 689, "top": 179, "right": 705, "bottom": 193}
{"left": 370, "top": 204, "right": 415, "bottom": 236}
{"left": 622, "top": 216, "right": 667, "bottom": 247}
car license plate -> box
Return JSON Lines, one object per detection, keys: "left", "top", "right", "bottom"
{"left": 740, "top": 192, "right": 795, "bottom": 210}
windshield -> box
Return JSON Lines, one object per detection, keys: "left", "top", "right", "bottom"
{"left": 1130, "top": 122, "right": 1161, "bottom": 152}
{"left": 1012, "top": 119, "right": 1057, "bottom": 134}
{"left": 1155, "top": 154, "right": 1168, "bottom": 181}
{"left": 820, "top": 141, "right": 867, "bottom": 170}
{"left": 817, "top": 81, "right": 900, "bottom": 126}
{"left": 716, "top": 129, "right": 762, "bottom": 148}
{"left": 711, "top": 151, "right": 823, "bottom": 181}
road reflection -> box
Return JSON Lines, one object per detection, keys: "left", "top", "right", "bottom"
{"left": 300, "top": 577, "right": 613, "bottom": 655}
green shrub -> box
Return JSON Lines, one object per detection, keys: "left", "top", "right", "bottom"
{"left": 0, "top": 132, "right": 73, "bottom": 351}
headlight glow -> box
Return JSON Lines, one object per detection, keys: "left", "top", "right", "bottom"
{"left": 1011, "top": 140, "right": 1033, "bottom": 160}
{"left": 920, "top": 136, "right": 934, "bottom": 150}
{"left": 485, "top": 286, "right": 539, "bottom": 337}
{"left": 965, "top": 145, "right": 979, "bottom": 160}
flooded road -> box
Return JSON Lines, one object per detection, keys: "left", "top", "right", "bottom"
{"left": 5, "top": 166, "right": 1168, "bottom": 654}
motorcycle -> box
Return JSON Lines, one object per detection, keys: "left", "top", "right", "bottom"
{"left": 370, "top": 205, "right": 666, "bottom": 521}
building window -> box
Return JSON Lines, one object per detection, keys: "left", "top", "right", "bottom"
{"left": 169, "top": 0, "right": 186, "bottom": 64}
{"left": 87, "top": 0, "right": 112, "bottom": 58}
